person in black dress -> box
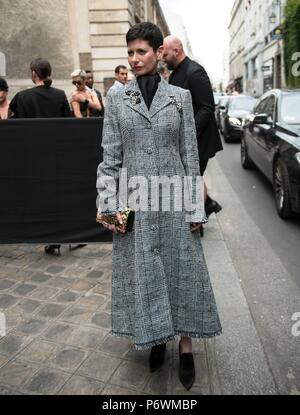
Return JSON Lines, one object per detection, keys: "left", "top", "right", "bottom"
{"left": 9, "top": 58, "right": 72, "bottom": 255}
{"left": 70, "top": 69, "right": 102, "bottom": 118}
{"left": 0, "top": 77, "right": 9, "bottom": 120}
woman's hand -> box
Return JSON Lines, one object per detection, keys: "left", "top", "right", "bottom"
{"left": 190, "top": 223, "right": 203, "bottom": 233}
{"left": 96, "top": 212, "right": 126, "bottom": 234}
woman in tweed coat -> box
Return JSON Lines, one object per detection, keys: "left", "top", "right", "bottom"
{"left": 96, "top": 23, "right": 222, "bottom": 390}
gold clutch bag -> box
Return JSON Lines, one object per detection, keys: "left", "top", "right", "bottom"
{"left": 96, "top": 208, "right": 135, "bottom": 232}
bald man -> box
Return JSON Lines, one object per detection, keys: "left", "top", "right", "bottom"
{"left": 163, "top": 35, "right": 223, "bottom": 219}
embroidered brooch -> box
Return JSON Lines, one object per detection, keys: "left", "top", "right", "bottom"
{"left": 169, "top": 96, "right": 183, "bottom": 113}
{"left": 125, "top": 90, "right": 141, "bottom": 105}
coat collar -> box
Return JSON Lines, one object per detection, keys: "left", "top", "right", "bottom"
{"left": 123, "top": 77, "right": 174, "bottom": 121}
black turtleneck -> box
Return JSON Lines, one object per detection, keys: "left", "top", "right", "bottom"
{"left": 137, "top": 72, "right": 161, "bottom": 109}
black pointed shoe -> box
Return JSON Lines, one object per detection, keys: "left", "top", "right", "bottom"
{"left": 44, "top": 245, "right": 61, "bottom": 256}
{"left": 149, "top": 343, "right": 166, "bottom": 373}
{"left": 205, "top": 198, "right": 223, "bottom": 217}
{"left": 178, "top": 341, "right": 195, "bottom": 391}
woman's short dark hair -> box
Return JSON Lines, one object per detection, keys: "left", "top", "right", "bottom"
{"left": 0, "top": 77, "right": 8, "bottom": 92}
{"left": 30, "top": 58, "right": 53, "bottom": 87}
{"left": 126, "top": 22, "right": 163, "bottom": 52}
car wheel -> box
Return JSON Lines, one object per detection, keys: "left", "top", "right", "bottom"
{"left": 241, "top": 135, "right": 253, "bottom": 169}
{"left": 273, "top": 158, "right": 293, "bottom": 219}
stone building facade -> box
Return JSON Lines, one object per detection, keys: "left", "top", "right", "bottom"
{"left": 0, "top": 0, "right": 170, "bottom": 99}
{"left": 229, "top": 0, "right": 286, "bottom": 97}
{"left": 228, "top": 0, "right": 246, "bottom": 93}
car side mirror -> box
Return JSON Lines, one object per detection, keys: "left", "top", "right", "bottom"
{"left": 219, "top": 106, "right": 226, "bottom": 110}
{"left": 253, "top": 114, "right": 270, "bottom": 124}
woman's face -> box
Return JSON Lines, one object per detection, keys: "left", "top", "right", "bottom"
{"left": 0, "top": 88, "right": 8, "bottom": 103}
{"left": 127, "top": 39, "right": 163, "bottom": 76}
{"left": 72, "top": 76, "right": 86, "bottom": 92}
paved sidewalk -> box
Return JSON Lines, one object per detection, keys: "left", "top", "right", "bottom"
{"left": 0, "top": 225, "right": 224, "bottom": 395}
{"left": 2, "top": 157, "right": 296, "bottom": 395}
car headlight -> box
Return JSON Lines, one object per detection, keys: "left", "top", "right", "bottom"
{"left": 229, "top": 117, "right": 242, "bottom": 126}
{"left": 295, "top": 152, "right": 300, "bottom": 164}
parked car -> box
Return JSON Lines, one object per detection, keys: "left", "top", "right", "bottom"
{"left": 213, "top": 92, "right": 225, "bottom": 107}
{"left": 220, "top": 95, "right": 257, "bottom": 142}
{"left": 215, "top": 95, "right": 229, "bottom": 129}
{"left": 241, "top": 89, "right": 300, "bottom": 219}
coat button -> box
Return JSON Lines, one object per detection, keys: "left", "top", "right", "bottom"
{"left": 147, "top": 148, "right": 153, "bottom": 155}
{"left": 146, "top": 124, "right": 152, "bottom": 129}
{"left": 151, "top": 225, "right": 158, "bottom": 231}
{"left": 153, "top": 248, "right": 160, "bottom": 255}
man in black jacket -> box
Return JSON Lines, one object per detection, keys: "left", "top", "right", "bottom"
{"left": 163, "top": 35, "right": 223, "bottom": 217}
{"left": 86, "top": 70, "right": 105, "bottom": 117}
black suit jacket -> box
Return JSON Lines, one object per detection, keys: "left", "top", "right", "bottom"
{"left": 9, "top": 85, "right": 72, "bottom": 118}
{"left": 169, "top": 57, "right": 223, "bottom": 161}
{"left": 90, "top": 88, "right": 105, "bottom": 118}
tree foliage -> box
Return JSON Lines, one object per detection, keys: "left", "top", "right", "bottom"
{"left": 284, "top": 0, "right": 300, "bottom": 87}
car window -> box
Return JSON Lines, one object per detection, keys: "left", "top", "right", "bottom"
{"left": 219, "top": 97, "right": 229, "bottom": 107}
{"left": 280, "top": 94, "right": 300, "bottom": 124}
{"left": 255, "top": 97, "right": 268, "bottom": 114}
{"left": 264, "top": 95, "right": 276, "bottom": 121}
{"left": 213, "top": 94, "right": 222, "bottom": 104}
{"left": 229, "top": 97, "right": 256, "bottom": 111}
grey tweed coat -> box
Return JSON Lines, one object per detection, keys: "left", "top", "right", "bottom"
{"left": 97, "top": 78, "right": 222, "bottom": 350}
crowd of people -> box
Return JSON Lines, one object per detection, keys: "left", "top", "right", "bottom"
{"left": 0, "top": 22, "right": 223, "bottom": 391}
{"left": 0, "top": 60, "right": 135, "bottom": 120}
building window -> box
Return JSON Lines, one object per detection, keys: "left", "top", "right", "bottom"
{"left": 0, "top": 52, "right": 6, "bottom": 77}
{"left": 134, "top": 0, "right": 145, "bottom": 23}
{"left": 245, "top": 62, "right": 249, "bottom": 80}
{"left": 252, "top": 57, "right": 258, "bottom": 79}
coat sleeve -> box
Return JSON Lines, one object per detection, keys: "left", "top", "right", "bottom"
{"left": 179, "top": 89, "right": 206, "bottom": 223}
{"left": 96, "top": 90, "right": 123, "bottom": 214}
{"left": 187, "top": 67, "right": 215, "bottom": 137}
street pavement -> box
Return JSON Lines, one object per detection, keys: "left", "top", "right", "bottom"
{"left": 0, "top": 156, "right": 299, "bottom": 395}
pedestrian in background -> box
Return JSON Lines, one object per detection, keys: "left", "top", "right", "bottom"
{"left": 109, "top": 65, "right": 128, "bottom": 91}
{"left": 163, "top": 36, "right": 223, "bottom": 230}
{"left": 70, "top": 69, "right": 102, "bottom": 118}
{"left": 9, "top": 58, "right": 72, "bottom": 256}
{"left": 126, "top": 70, "right": 135, "bottom": 84}
{"left": 157, "top": 63, "right": 170, "bottom": 81}
{"left": 85, "top": 70, "right": 105, "bottom": 117}
{"left": 0, "top": 77, "right": 9, "bottom": 119}
{"left": 9, "top": 58, "right": 71, "bottom": 119}
{"left": 96, "top": 22, "right": 222, "bottom": 391}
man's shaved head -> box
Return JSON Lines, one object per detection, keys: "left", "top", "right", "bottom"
{"left": 164, "top": 35, "right": 184, "bottom": 51}
{"left": 163, "top": 35, "right": 186, "bottom": 70}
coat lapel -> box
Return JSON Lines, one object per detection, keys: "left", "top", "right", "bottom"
{"left": 149, "top": 79, "right": 173, "bottom": 119}
{"left": 123, "top": 79, "right": 150, "bottom": 122}
{"left": 124, "top": 78, "right": 173, "bottom": 121}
